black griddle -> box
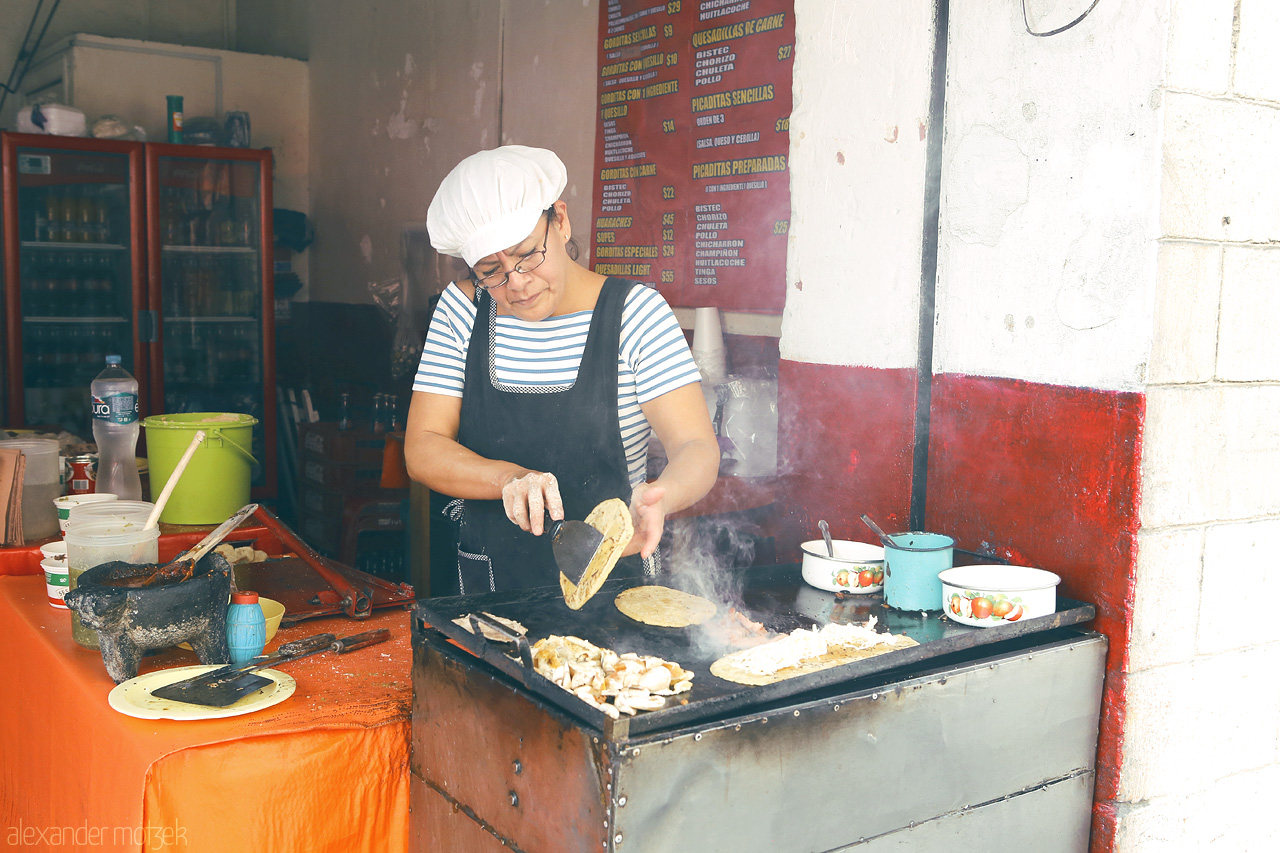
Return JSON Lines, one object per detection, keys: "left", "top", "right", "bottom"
{"left": 413, "top": 563, "right": 1095, "bottom": 739}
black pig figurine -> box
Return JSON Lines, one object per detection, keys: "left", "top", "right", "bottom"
{"left": 64, "top": 552, "right": 233, "bottom": 683}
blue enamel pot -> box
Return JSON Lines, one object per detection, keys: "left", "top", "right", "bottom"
{"left": 883, "top": 531, "right": 954, "bottom": 611}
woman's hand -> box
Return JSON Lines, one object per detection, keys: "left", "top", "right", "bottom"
{"left": 501, "top": 471, "right": 564, "bottom": 535}
{"left": 623, "top": 382, "right": 718, "bottom": 561}
{"left": 405, "top": 392, "right": 562, "bottom": 529}
{"left": 624, "top": 482, "right": 668, "bottom": 559}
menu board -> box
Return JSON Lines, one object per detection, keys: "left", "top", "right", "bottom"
{"left": 591, "top": 0, "right": 794, "bottom": 313}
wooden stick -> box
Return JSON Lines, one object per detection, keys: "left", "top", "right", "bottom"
{"left": 144, "top": 430, "right": 206, "bottom": 531}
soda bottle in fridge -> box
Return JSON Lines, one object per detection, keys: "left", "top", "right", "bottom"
{"left": 91, "top": 355, "right": 142, "bottom": 499}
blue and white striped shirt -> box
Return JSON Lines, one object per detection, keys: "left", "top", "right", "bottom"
{"left": 413, "top": 281, "right": 702, "bottom": 486}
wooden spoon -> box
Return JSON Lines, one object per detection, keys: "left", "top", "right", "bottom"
{"left": 144, "top": 429, "right": 205, "bottom": 531}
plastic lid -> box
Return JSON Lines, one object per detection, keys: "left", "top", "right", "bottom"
{"left": 0, "top": 437, "right": 58, "bottom": 457}
{"left": 106, "top": 355, "right": 121, "bottom": 364}
{"left": 63, "top": 518, "right": 161, "bottom": 546}
{"left": 69, "top": 500, "right": 155, "bottom": 524}
{"left": 231, "top": 591, "right": 259, "bottom": 604}
{"left": 0, "top": 438, "right": 60, "bottom": 483}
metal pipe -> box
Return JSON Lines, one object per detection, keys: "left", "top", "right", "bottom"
{"left": 909, "top": 0, "right": 950, "bottom": 532}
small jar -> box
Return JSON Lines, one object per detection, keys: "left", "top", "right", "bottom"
{"left": 226, "top": 591, "right": 266, "bottom": 665}
{"left": 166, "top": 95, "right": 184, "bottom": 143}
{"left": 65, "top": 454, "right": 98, "bottom": 496}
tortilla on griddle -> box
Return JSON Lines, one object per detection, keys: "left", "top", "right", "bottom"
{"left": 560, "top": 498, "right": 633, "bottom": 610}
{"left": 615, "top": 585, "right": 718, "bottom": 628}
{"left": 710, "top": 630, "right": 917, "bottom": 686}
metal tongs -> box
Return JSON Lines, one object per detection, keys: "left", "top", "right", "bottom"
{"left": 149, "top": 629, "right": 391, "bottom": 707}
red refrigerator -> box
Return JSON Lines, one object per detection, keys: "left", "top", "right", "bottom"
{"left": 1, "top": 132, "right": 277, "bottom": 498}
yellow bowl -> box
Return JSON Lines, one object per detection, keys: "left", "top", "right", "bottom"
{"left": 178, "top": 597, "right": 286, "bottom": 650}
{"left": 259, "top": 597, "right": 286, "bottom": 642}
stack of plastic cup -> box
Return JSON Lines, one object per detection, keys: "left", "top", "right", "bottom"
{"left": 691, "top": 307, "right": 728, "bottom": 384}
{"left": 41, "top": 558, "right": 70, "bottom": 609}
{"left": 39, "top": 541, "right": 68, "bottom": 609}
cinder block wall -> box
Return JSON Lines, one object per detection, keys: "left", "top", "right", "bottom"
{"left": 1120, "top": 0, "right": 1280, "bottom": 849}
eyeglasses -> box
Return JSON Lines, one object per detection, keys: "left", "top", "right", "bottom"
{"left": 471, "top": 217, "right": 552, "bottom": 291}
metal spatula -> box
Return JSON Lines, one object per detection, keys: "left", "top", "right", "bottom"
{"left": 548, "top": 512, "right": 605, "bottom": 586}
{"left": 149, "top": 629, "right": 391, "bottom": 707}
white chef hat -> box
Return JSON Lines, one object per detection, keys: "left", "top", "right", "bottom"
{"left": 426, "top": 145, "right": 568, "bottom": 267}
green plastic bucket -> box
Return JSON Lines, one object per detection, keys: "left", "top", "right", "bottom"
{"left": 143, "top": 413, "right": 258, "bottom": 524}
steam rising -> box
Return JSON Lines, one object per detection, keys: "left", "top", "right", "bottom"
{"left": 663, "top": 516, "right": 777, "bottom": 660}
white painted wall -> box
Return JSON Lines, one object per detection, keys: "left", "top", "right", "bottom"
{"left": 780, "top": 0, "right": 936, "bottom": 370}
{"left": 935, "top": 0, "right": 1166, "bottom": 393}
{"left": 306, "top": 0, "right": 600, "bottom": 305}
{"left": 307, "top": 0, "right": 498, "bottom": 304}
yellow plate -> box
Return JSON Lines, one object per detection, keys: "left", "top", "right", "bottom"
{"left": 108, "top": 664, "right": 295, "bottom": 721}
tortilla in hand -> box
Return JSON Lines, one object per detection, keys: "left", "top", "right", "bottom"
{"left": 560, "top": 498, "right": 633, "bottom": 610}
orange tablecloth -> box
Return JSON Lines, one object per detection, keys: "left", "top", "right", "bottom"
{"left": 0, "top": 575, "right": 412, "bottom": 852}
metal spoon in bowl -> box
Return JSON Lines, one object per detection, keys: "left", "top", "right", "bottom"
{"left": 860, "top": 514, "right": 894, "bottom": 547}
{"left": 860, "top": 514, "right": 894, "bottom": 576}
{"left": 817, "top": 519, "right": 834, "bottom": 557}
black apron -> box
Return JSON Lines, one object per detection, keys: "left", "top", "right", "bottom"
{"left": 453, "top": 277, "right": 642, "bottom": 593}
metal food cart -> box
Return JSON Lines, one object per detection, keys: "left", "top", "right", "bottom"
{"left": 411, "top": 564, "right": 1104, "bottom": 852}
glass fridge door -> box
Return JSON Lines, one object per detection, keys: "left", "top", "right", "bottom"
{"left": 151, "top": 150, "right": 273, "bottom": 493}
{"left": 2, "top": 136, "right": 144, "bottom": 437}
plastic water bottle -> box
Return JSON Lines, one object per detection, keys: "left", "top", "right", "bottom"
{"left": 91, "top": 355, "right": 142, "bottom": 499}
{"left": 226, "top": 591, "right": 267, "bottom": 665}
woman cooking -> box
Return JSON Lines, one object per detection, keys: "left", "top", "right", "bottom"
{"left": 405, "top": 145, "right": 719, "bottom": 594}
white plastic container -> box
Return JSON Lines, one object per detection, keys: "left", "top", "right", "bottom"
{"left": 65, "top": 519, "right": 160, "bottom": 649}
{"left": 0, "top": 438, "right": 61, "bottom": 539}
{"left": 17, "top": 103, "right": 87, "bottom": 136}
{"left": 67, "top": 500, "right": 154, "bottom": 532}
{"left": 39, "top": 540, "right": 67, "bottom": 563}
{"left": 54, "top": 493, "right": 118, "bottom": 533}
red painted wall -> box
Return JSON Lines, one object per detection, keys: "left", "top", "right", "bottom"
{"left": 926, "top": 374, "right": 1142, "bottom": 852}
{"left": 774, "top": 363, "right": 1142, "bottom": 853}
{"left": 775, "top": 360, "right": 918, "bottom": 557}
